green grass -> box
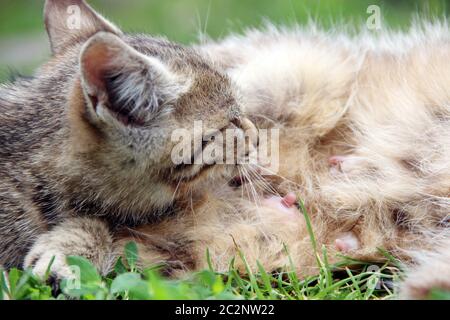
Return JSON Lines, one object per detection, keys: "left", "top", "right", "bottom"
{"left": 0, "top": 209, "right": 402, "bottom": 301}
{"left": 0, "top": 207, "right": 448, "bottom": 300}
{"left": 1, "top": 0, "right": 450, "bottom": 83}
{"left": 0, "top": 247, "right": 400, "bottom": 300}
{"left": 1, "top": 0, "right": 449, "bottom": 40}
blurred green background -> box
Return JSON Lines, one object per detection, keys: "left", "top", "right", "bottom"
{"left": 0, "top": 0, "right": 449, "bottom": 82}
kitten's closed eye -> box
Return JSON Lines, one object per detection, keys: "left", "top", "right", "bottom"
{"left": 172, "top": 127, "right": 228, "bottom": 181}
{"left": 170, "top": 117, "right": 258, "bottom": 185}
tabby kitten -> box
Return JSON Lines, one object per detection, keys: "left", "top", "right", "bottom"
{"left": 0, "top": 0, "right": 256, "bottom": 277}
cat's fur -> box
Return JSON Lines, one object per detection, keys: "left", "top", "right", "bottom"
{"left": 0, "top": 0, "right": 255, "bottom": 277}
{"left": 123, "top": 23, "right": 450, "bottom": 298}
{"left": 0, "top": 1, "right": 448, "bottom": 299}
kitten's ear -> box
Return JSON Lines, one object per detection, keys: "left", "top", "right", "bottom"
{"left": 44, "top": 0, "right": 122, "bottom": 54}
{"left": 80, "top": 32, "right": 185, "bottom": 127}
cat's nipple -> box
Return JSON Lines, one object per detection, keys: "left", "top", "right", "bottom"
{"left": 335, "top": 232, "right": 360, "bottom": 253}
{"left": 281, "top": 192, "right": 297, "bottom": 208}
{"left": 261, "top": 192, "right": 300, "bottom": 218}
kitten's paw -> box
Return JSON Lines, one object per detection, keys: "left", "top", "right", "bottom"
{"left": 24, "top": 245, "right": 72, "bottom": 280}
{"left": 335, "top": 232, "right": 360, "bottom": 253}
{"left": 328, "top": 155, "right": 369, "bottom": 175}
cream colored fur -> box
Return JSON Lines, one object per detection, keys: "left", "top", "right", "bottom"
{"left": 125, "top": 23, "right": 449, "bottom": 299}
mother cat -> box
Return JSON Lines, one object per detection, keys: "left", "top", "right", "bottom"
{"left": 0, "top": 1, "right": 448, "bottom": 299}
{"left": 126, "top": 14, "right": 450, "bottom": 298}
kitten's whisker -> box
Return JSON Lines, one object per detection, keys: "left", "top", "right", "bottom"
{"left": 241, "top": 166, "right": 260, "bottom": 210}
{"left": 238, "top": 166, "right": 245, "bottom": 199}
{"left": 247, "top": 167, "right": 280, "bottom": 196}
{"left": 188, "top": 185, "right": 197, "bottom": 219}
{"left": 253, "top": 164, "right": 301, "bottom": 188}
{"left": 241, "top": 167, "right": 253, "bottom": 205}
{"left": 240, "top": 166, "right": 271, "bottom": 240}
{"left": 171, "top": 177, "right": 182, "bottom": 203}
{"left": 241, "top": 162, "right": 281, "bottom": 196}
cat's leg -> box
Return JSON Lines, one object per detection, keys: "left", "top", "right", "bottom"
{"left": 122, "top": 192, "right": 313, "bottom": 276}
{"left": 23, "top": 217, "right": 115, "bottom": 280}
{"left": 119, "top": 192, "right": 361, "bottom": 278}
{"left": 196, "top": 196, "right": 311, "bottom": 275}
{"left": 195, "top": 192, "right": 358, "bottom": 276}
